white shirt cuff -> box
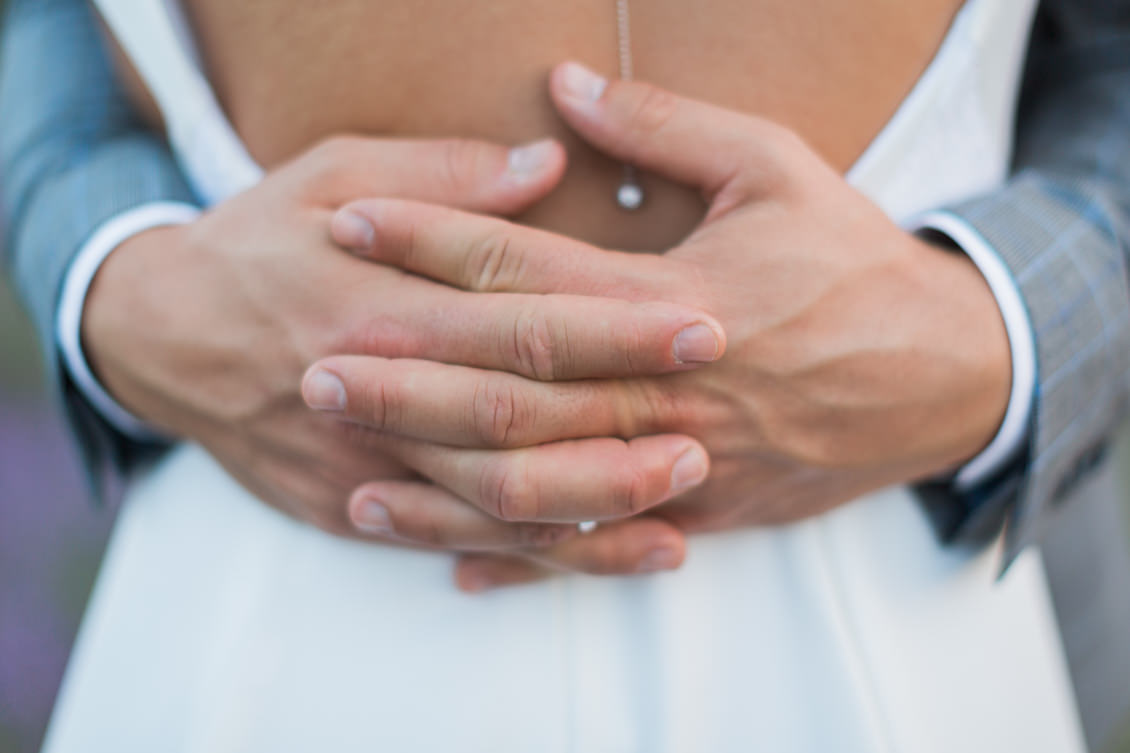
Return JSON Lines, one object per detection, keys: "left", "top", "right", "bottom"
{"left": 909, "top": 210, "right": 1037, "bottom": 489}
{"left": 56, "top": 202, "right": 201, "bottom": 441}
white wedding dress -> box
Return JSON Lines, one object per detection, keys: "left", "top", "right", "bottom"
{"left": 44, "top": 1, "right": 1087, "bottom": 751}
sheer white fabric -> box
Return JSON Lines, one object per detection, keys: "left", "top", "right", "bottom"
{"left": 45, "top": 1, "right": 1085, "bottom": 751}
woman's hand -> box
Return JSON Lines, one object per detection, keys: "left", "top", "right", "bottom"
{"left": 323, "top": 63, "right": 1013, "bottom": 588}
{"left": 83, "top": 134, "right": 718, "bottom": 561}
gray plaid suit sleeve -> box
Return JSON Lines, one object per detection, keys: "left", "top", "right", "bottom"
{"left": 939, "top": 0, "right": 1130, "bottom": 563}
{"left": 0, "top": 0, "right": 199, "bottom": 493}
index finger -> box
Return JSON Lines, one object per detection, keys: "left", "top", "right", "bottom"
{"left": 332, "top": 266, "right": 725, "bottom": 380}
{"left": 331, "top": 198, "right": 684, "bottom": 300}
{"left": 382, "top": 434, "right": 710, "bottom": 524}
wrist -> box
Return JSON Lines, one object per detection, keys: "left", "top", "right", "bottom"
{"left": 81, "top": 224, "right": 194, "bottom": 433}
{"left": 900, "top": 234, "right": 1012, "bottom": 473}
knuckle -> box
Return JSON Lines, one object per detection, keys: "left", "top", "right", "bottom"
{"left": 463, "top": 224, "right": 524, "bottom": 292}
{"left": 440, "top": 138, "right": 489, "bottom": 194}
{"left": 517, "top": 524, "right": 569, "bottom": 549}
{"left": 580, "top": 539, "right": 633, "bottom": 576}
{"left": 743, "top": 120, "right": 804, "bottom": 192}
{"left": 617, "top": 381, "right": 680, "bottom": 436}
{"left": 307, "top": 135, "right": 359, "bottom": 178}
{"left": 676, "top": 263, "right": 712, "bottom": 310}
{"left": 317, "top": 134, "right": 358, "bottom": 160}
{"left": 360, "top": 378, "right": 401, "bottom": 433}
{"left": 509, "top": 309, "right": 559, "bottom": 381}
{"left": 410, "top": 506, "right": 447, "bottom": 547}
{"left": 334, "top": 418, "right": 377, "bottom": 449}
{"left": 339, "top": 310, "right": 418, "bottom": 360}
{"left": 609, "top": 462, "right": 651, "bottom": 516}
{"left": 478, "top": 457, "right": 536, "bottom": 521}
{"left": 618, "top": 318, "right": 645, "bottom": 375}
{"left": 471, "top": 380, "right": 531, "bottom": 447}
{"left": 769, "top": 121, "right": 808, "bottom": 156}
{"left": 293, "top": 135, "right": 369, "bottom": 201}
{"left": 627, "top": 84, "right": 680, "bottom": 139}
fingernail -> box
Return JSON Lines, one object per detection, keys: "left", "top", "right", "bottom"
{"left": 461, "top": 571, "right": 494, "bottom": 593}
{"left": 303, "top": 370, "right": 346, "bottom": 411}
{"left": 670, "top": 447, "right": 708, "bottom": 493}
{"left": 637, "top": 547, "right": 681, "bottom": 573}
{"left": 332, "top": 209, "right": 375, "bottom": 252}
{"left": 559, "top": 62, "right": 607, "bottom": 104}
{"left": 353, "top": 497, "right": 394, "bottom": 535}
{"left": 508, "top": 139, "right": 556, "bottom": 180}
{"left": 673, "top": 324, "right": 721, "bottom": 364}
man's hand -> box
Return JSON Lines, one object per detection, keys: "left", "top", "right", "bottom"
{"left": 82, "top": 134, "right": 720, "bottom": 565}
{"left": 323, "top": 63, "right": 1013, "bottom": 588}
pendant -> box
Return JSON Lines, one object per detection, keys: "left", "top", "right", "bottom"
{"left": 617, "top": 181, "right": 644, "bottom": 211}
{"left": 616, "top": 165, "right": 644, "bottom": 211}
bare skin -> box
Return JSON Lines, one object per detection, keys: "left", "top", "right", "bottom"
{"left": 321, "top": 67, "right": 1011, "bottom": 587}
{"left": 118, "top": 0, "right": 963, "bottom": 250}
{"left": 85, "top": 136, "right": 715, "bottom": 561}
{"left": 86, "top": 3, "right": 1009, "bottom": 587}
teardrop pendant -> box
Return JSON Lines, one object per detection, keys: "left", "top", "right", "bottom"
{"left": 616, "top": 165, "right": 644, "bottom": 211}
{"left": 617, "top": 180, "right": 644, "bottom": 211}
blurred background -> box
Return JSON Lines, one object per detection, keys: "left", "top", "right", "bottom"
{"left": 0, "top": 275, "right": 114, "bottom": 753}
{"left": 0, "top": 2, "right": 113, "bottom": 750}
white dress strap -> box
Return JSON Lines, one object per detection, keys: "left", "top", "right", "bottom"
{"left": 90, "top": 0, "right": 263, "bottom": 204}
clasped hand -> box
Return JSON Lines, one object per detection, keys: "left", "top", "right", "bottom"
{"left": 304, "top": 62, "right": 1012, "bottom": 589}
{"left": 85, "top": 62, "right": 1010, "bottom": 591}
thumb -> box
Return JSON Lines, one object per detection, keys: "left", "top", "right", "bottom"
{"left": 549, "top": 61, "right": 791, "bottom": 201}
{"left": 293, "top": 135, "right": 568, "bottom": 216}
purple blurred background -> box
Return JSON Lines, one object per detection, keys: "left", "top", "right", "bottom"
{"left": 0, "top": 275, "right": 115, "bottom": 753}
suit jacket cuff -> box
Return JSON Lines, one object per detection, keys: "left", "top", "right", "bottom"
{"left": 908, "top": 210, "right": 1037, "bottom": 489}
{"left": 942, "top": 173, "right": 1130, "bottom": 568}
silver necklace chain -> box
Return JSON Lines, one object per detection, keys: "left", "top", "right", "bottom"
{"left": 616, "top": 0, "right": 634, "bottom": 82}
{"left": 614, "top": 0, "right": 644, "bottom": 210}
{"left": 577, "top": 1, "right": 642, "bottom": 536}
